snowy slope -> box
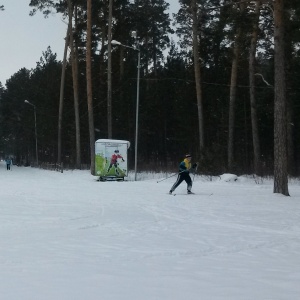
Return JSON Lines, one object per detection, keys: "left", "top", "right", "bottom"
{"left": 0, "top": 162, "right": 299, "bottom": 300}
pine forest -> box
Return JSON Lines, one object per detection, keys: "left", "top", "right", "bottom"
{"left": 0, "top": 0, "right": 299, "bottom": 195}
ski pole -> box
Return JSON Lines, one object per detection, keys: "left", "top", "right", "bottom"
{"left": 156, "top": 173, "right": 178, "bottom": 183}
{"left": 156, "top": 170, "right": 186, "bottom": 183}
{"left": 192, "top": 162, "right": 198, "bottom": 181}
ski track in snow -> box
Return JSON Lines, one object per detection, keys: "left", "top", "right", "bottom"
{"left": 0, "top": 162, "right": 300, "bottom": 299}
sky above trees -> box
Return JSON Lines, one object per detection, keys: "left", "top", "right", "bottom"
{"left": 0, "top": 0, "right": 180, "bottom": 85}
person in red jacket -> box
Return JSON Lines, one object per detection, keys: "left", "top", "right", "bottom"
{"left": 107, "top": 150, "right": 125, "bottom": 175}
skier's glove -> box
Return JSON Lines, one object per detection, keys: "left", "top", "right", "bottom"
{"left": 192, "top": 163, "right": 198, "bottom": 169}
{"left": 122, "top": 159, "right": 125, "bottom": 162}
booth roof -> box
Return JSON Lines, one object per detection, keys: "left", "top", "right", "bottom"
{"left": 95, "top": 139, "right": 130, "bottom": 148}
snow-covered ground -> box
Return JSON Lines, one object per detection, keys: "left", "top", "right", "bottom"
{"left": 0, "top": 161, "right": 299, "bottom": 300}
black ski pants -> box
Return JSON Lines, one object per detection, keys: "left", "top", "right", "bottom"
{"left": 170, "top": 171, "right": 192, "bottom": 192}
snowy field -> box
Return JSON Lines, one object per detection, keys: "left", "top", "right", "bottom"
{"left": 0, "top": 161, "right": 300, "bottom": 300}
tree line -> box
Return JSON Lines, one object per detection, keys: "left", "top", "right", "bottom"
{"left": 1, "top": 0, "right": 300, "bottom": 195}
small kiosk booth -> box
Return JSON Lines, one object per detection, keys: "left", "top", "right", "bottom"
{"left": 95, "top": 139, "right": 130, "bottom": 181}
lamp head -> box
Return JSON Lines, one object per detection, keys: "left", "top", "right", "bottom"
{"left": 111, "top": 40, "right": 121, "bottom": 45}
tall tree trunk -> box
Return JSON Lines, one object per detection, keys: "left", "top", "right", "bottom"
{"left": 287, "top": 96, "right": 295, "bottom": 175}
{"left": 99, "top": 27, "right": 106, "bottom": 96}
{"left": 119, "top": 46, "right": 125, "bottom": 105}
{"left": 228, "top": 2, "right": 246, "bottom": 171}
{"left": 86, "top": 0, "right": 95, "bottom": 175}
{"left": 249, "top": 0, "right": 262, "bottom": 175}
{"left": 107, "top": 0, "right": 113, "bottom": 138}
{"left": 285, "top": 35, "right": 295, "bottom": 176}
{"left": 191, "top": 0, "right": 204, "bottom": 156}
{"left": 153, "top": 35, "right": 158, "bottom": 77}
{"left": 68, "top": 0, "right": 81, "bottom": 169}
{"left": 273, "top": 0, "right": 289, "bottom": 195}
{"left": 57, "top": 20, "right": 71, "bottom": 164}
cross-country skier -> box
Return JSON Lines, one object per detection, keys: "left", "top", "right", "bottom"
{"left": 107, "top": 150, "right": 125, "bottom": 175}
{"left": 169, "top": 154, "right": 197, "bottom": 194}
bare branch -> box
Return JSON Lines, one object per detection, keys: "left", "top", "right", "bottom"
{"left": 255, "top": 73, "right": 273, "bottom": 87}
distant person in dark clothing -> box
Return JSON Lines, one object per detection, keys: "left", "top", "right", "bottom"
{"left": 5, "top": 158, "right": 12, "bottom": 170}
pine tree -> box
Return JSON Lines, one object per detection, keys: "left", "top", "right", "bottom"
{"left": 273, "top": 0, "right": 289, "bottom": 195}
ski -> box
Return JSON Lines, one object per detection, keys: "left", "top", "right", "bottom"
{"left": 170, "top": 193, "right": 213, "bottom": 196}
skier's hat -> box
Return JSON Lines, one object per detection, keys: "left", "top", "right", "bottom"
{"left": 114, "top": 149, "right": 119, "bottom": 153}
{"left": 185, "top": 154, "right": 192, "bottom": 158}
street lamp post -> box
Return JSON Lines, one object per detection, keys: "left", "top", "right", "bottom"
{"left": 111, "top": 39, "right": 140, "bottom": 181}
{"left": 24, "top": 100, "right": 38, "bottom": 166}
